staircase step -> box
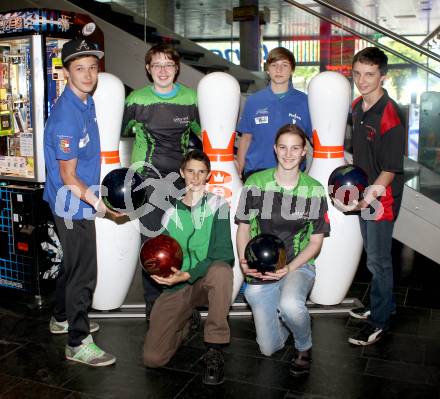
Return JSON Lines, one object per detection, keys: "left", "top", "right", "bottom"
{"left": 149, "top": 31, "right": 180, "bottom": 45}
{"left": 237, "top": 78, "right": 255, "bottom": 92}
{"left": 186, "top": 62, "right": 229, "bottom": 74}
{"left": 69, "top": 0, "right": 111, "bottom": 15}
{"left": 176, "top": 48, "right": 205, "bottom": 62}
{"left": 107, "top": 11, "right": 135, "bottom": 26}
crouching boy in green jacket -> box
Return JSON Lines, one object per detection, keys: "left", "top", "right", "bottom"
{"left": 143, "top": 149, "right": 234, "bottom": 385}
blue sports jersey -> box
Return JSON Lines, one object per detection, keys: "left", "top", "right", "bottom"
{"left": 237, "top": 82, "right": 312, "bottom": 173}
{"left": 43, "top": 86, "right": 101, "bottom": 220}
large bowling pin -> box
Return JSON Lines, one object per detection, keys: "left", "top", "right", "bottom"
{"left": 92, "top": 73, "right": 141, "bottom": 310}
{"left": 197, "top": 72, "right": 243, "bottom": 301}
{"left": 307, "top": 71, "right": 363, "bottom": 305}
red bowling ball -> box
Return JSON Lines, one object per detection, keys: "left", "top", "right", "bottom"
{"left": 140, "top": 235, "right": 183, "bottom": 277}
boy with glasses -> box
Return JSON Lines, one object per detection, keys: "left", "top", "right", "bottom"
{"left": 121, "top": 44, "right": 201, "bottom": 319}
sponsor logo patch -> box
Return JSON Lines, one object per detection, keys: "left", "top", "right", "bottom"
{"left": 59, "top": 138, "right": 71, "bottom": 153}
{"left": 255, "top": 115, "right": 268, "bottom": 124}
{"left": 289, "top": 112, "right": 302, "bottom": 125}
{"left": 79, "top": 133, "right": 90, "bottom": 148}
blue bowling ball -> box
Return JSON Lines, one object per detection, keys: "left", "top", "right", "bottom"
{"left": 101, "top": 167, "right": 146, "bottom": 212}
{"left": 328, "top": 164, "right": 369, "bottom": 209}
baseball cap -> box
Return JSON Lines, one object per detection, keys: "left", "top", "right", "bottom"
{"left": 61, "top": 39, "right": 104, "bottom": 64}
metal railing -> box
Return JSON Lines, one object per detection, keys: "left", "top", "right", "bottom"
{"left": 307, "top": 0, "right": 440, "bottom": 63}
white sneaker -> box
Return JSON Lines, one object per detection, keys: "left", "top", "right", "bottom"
{"left": 348, "top": 307, "right": 371, "bottom": 320}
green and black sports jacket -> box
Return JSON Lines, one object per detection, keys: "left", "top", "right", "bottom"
{"left": 122, "top": 83, "right": 201, "bottom": 177}
{"left": 161, "top": 192, "right": 235, "bottom": 292}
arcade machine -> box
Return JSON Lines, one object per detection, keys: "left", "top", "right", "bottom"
{"left": 0, "top": 9, "right": 103, "bottom": 304}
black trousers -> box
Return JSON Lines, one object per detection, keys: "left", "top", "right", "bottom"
{"left": 53, "top": 215, "right": 97, "bottom": 347}
{"left": 140, "top": 205, "right": 165, "bottom": 303}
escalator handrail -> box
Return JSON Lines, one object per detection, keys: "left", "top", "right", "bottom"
{"left": 284, "top": 0, "right": 440, "bottom": 79}
{"left": 306, "top": 0, "right": 440, "bottom": 64}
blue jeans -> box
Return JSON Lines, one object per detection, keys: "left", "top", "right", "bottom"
{"left": 244, "top": 264, "right": 315, "bottom": 356}
{"left": 359, "top": 217, "right": 395, "bottom": 330}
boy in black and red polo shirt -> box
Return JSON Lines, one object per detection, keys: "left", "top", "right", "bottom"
{"left": 348, "top": 47, "right": 405, "bottom": 346}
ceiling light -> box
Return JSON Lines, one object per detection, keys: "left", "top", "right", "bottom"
{"left": 394, "top": 14, "right": 416, "bottom": 19}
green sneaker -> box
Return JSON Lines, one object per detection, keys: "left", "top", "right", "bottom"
{"left": 65, "top": 335, "right": 116, "bottom": 367}
{"left": 49, "top": 316, "right": 100, "bottom": 335}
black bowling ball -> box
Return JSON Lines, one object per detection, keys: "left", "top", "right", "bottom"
{"left": 244, "top": 234, "right": 286, "bottom": 273}
{"left": 101, "top": 167, "right": 146, "bottom": 212}
{"left": 328, "top": 164, "right": 368, "bottom": 210}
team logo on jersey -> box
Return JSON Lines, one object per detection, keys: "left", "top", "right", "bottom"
{"left": 289, "top": 112, "right": 302, "bottom": 125}
{"left": 366, "top": 125, "right": 377, "bottom": 141}
{"left": 173, "top": 116, "right": 190, "bottom": 125}
{"left": 256, "top": 107, "right": 269, "bottom": 115}
{"left": 59, "top": 138, "right": 71, "bottom": 153}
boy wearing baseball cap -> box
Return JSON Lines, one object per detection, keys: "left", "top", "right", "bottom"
{"left": 44, "top": 38, "right": 121, "bottom": 367}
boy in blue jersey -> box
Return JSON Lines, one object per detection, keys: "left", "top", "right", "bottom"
{"left": 236, "top": 47, "right": 312, "bottom": 180}
{"left": 44, "top": 39, "right": 122, "bottom": 367}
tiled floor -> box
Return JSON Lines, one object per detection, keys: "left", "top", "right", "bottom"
{"left": 0, "top": 240, "right": 439, "bottom": 399}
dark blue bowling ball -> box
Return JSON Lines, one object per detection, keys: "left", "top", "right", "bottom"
{"left": 101, "top": 167, "right": 146, "bottom": 212}
{"left": 244, "top": 234, "right": 286, "bottom": 273}
{"left": 328, "top": 164, "right": 368, "bottom": 208}
{"left": 188, "top": 131, "right": 203, "bottom": 151}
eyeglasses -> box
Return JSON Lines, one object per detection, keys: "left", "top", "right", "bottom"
{"left": 150, "top": 63, "right": 176, "bottom": 71}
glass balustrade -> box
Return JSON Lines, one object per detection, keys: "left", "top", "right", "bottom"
{"left": 95, "top": 0, "right": 440, "bottom": 203}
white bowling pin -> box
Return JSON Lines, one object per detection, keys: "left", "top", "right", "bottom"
{"left": 197, "top": 72, "right": 244, "bottom": 302}
{"left": 92, "top": 72, "right": 141, "bottom": 310}
{"left": 307, "top": 71, "right": 363, "bottom": 305}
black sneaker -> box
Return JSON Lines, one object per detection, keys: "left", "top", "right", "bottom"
{"left": 290, "top": 349, "right": 311, "bottom": 377}
{"left": 190, "top": 309, "right": 201, "bottom": 331}
{"left": 348, "top": 323, "right": 384, "bottom": 346}
{"left": 203, "top": 348, "right": 225, "bottom": 385}
{"left": 349, "top": 307, "right": 371, "bottom": 320}
{"left": 145, "top": 300, "right": 155, "bottom": 321}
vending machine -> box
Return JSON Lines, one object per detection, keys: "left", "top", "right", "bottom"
{"left": 0, "top": 9, "right": 103, "bottom": 300}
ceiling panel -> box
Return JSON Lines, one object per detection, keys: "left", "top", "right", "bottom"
{"left": 171, "top": 0, "right": 440, "bottom": 41}
{"left": 107, "top": 0, "right": 440, "bottom": 43}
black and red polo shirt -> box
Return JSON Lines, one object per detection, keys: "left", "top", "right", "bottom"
{"left": 352, "top": 89, "right": 405, "bottom": 221}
